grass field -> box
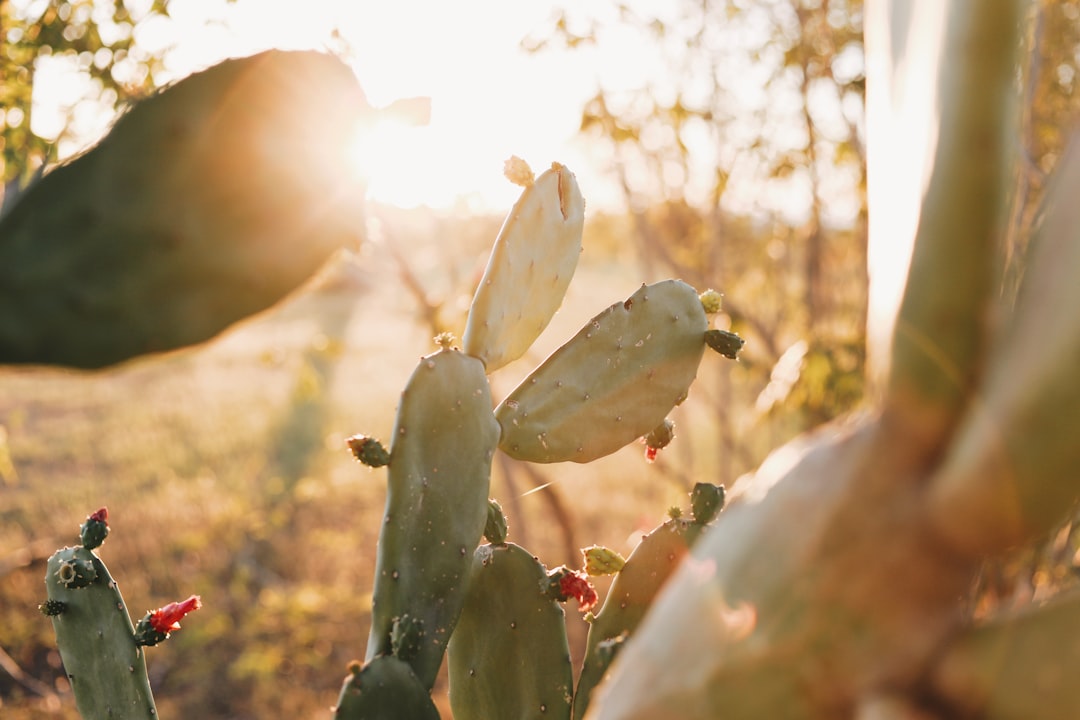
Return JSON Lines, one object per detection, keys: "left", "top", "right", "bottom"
{"left": 0, "top": 241, "right": 728, "bottom": 718}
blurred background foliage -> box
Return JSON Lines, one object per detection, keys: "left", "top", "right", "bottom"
{"left": 3, "top": 1, "right": 1080, "bottom": 718}
{"left": 0, "top": 0, "right": 175, "bottom": 188}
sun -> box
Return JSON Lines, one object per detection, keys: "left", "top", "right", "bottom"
{"left": 346, "top": 118, "right": 426, "bottom": 209}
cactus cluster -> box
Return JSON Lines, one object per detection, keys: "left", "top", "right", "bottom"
{"left": 40, "top": 156, "right": 741, "bottom": 719}
{"left": 343, "top": 157, "right": 741, "bottom": 717}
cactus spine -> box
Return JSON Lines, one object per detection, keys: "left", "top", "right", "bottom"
{"left": 495, "top": 280, "right": 709, "bottom": 463}
{"left": 364, "top": 347, "right": 500, "bottom": 689}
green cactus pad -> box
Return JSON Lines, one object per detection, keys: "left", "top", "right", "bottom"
{"left": 495, "top": 280, "right": 708, "bottom": 463}
{"left": 44, "top": 546, "right": 158, "bottom": 720}
{"left": 463, "top": 163, "right": 585, "bottom": 373}
{"left": 448, "top": 542, "right": 573, "bottom": 720}
{"left": 332, "top": 657, "right": 440, "bottom": 720}
{"left": 0, "top": 50, "right": 368, "bottom": 369}
{"left": 364, "top": 348, "right": 500, "bottom": 690}
{"left": 573, "top": 518, "right": 704, "bottom": 720}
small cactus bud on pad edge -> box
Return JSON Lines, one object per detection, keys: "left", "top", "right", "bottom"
{"left": 463, "top": 162, "right": 585, "bottom": 373}
{"left": 495, "top": 280, "right": 708, "bottom": 463}
{"left": 80, "top": 507, "right": 109, "bottom": 550}
{"left": 346, "top": 434, "right": 390, "bottom": 468}
{"left": 484, "top": 498, "right": 509, "bottom": 545}
{"left": 582, "top": 545, "right": 626, "bottom": 576}
{"left": 705, "top": 328, "right": 745, "bottom": 360}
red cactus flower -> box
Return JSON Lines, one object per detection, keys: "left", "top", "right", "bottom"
{"left": 89, "top": 507, "right": 109, "bottom": 525}
{"left": 558, "top": 570, "right": 598, "bottom": 613}
{"left": 644, "top": 445, "right": 659, "bottom": 462}
{"left": 148, "top": 595, "right": 202, "bottom": 634}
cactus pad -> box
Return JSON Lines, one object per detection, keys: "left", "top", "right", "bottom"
{"left": 364, "top": 348, "right": 500, "bottom": 689}
{"left": 463, "top": 162, "right": 585, "bottom": 373}
{"left": 332, "top": 657, "right": 439, "bottom": 720}
{"left": 448, "top": 542, "right": 574, "bottom": 720}
{"left": 496, "top": 280, "right": 708, "bottom": 463}
{"left": 44, "top": 546, "right": 158, "bottom": 720}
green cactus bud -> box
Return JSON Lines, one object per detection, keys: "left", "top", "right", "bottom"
{"left": 448, "top": 542, "right": 574, "bottom": 720}
{"left": 582, "top": 545, "right": 626, "bottom": 576}
{"left": 79, "top": 507, "right": 109, "bottom": 550}
{"left": 644, "top": 418, "right": 676, "bottom": 462}
{"left": 332, "top": 656, "right": 440, "bottom": 720}
{"left": 44, "top": 545, "right": 158, "bottom": 719}
{"left": 496, "top": 280, "right": 709, "bottom": 463}
{"left": 389, "top": 614, "right": 424, "bottom": 663}
{"left": 691, "top": 482, "right": 726, "bottom": 525}
{"left": 463, "top": 162, "right": 585, "bottom": 373}
{"left": 346, "top": 434, "right": 390, "bottom": 468}
{"left": 484, "top": 498, "right": 509, "bottom": 545}
{"left": 365, "top": 348, "right": 500, "bottom": 690}
{"left": 705, "top": 328, "right": 745, "bottom": 360}
{"left": 699, "top": 289, "right": 723, "bottom": 314}
{"left": 38, "top": 598, "right": 66, "bottom": 617}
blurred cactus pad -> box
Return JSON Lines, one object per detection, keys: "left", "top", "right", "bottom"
{"left": 0, "top": 50, "right": 380, "bottom": 369}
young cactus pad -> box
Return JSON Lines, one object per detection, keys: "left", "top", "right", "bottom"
{"left": 463, "top": 162, "right": 585, "bottom": 373}
{"left": 495, "top": 280, "right": 708, "bottom": 463}
{"left": 364, "top": 347, "right": 500, "bottom": 689}
{"left": 448, "top": 542, "right": 574, "bottom": 720}
{"left": 44, "top": 546, "right": 158, "bottom": 720}
{"left": 332, "top": 657, "right": 439, "bottom": 720}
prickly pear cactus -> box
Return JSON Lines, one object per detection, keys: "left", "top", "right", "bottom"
{"left": 41, "top": 508, "right": 201, "bottom": 720}
{"left": 463, "top": 161, "right": 585, "bottom": 373}
{"left": 495, "top": 280, "right": 709, "bottom": 463}
{"left": 340, "top": 159, "right": 740, "bottom": 717}
{"left": 364, "top": 346, "right": 500, "bottom": 689}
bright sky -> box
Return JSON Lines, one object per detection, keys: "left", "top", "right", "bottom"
{"left": 35, "top": 0, "right": 648, "bottom": 212}
{"left": 25, "top": 0, "right": 864, "bottom": 226}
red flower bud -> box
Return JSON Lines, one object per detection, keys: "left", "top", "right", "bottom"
{"left": 548, "top": 569, "right": 600, "bottom": 613}
{"left": 148, "top": 595, "right": 202, "bottom": 634}
{"left": 89, "top": 507, "right": 109, "bottom": 524}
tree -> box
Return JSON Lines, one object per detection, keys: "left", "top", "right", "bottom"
{"left": 0, "top": 0, "right": 174, "bottom": 187}
{"left": 526, "top": 1, "right": 867, "bottom": 485}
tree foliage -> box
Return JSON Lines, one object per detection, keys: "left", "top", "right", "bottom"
{"left": 526, "top": 0, "right": 867, "bottom": 483}
{"left": 0, "top": 0, "right": 171, "bottom": 186}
